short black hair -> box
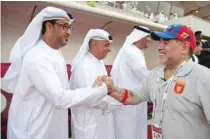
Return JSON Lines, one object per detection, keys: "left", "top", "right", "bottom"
{"left": 41, "top": 20, "right": 56, "bottom": 35}
{"left": 89, "top": 39, "right": 94, "bottom": 46}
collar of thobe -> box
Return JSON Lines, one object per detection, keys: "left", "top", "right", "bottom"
{"left": 39, "top": 39, "right": 63, "bottom": 57}
{"left": 132, "top": 44, "right": 145, "bottom": 56}
{"left": 3, "top": 6, "right": 74, "bottom": 93}
{"left": 71, "top": 29, "right": 112, "bottom": 72}
{"left": 87, "top": 52, "right": 101, "bottom": 63}
{"left": 86, "top": 52, "right": 107, "bottom": 75}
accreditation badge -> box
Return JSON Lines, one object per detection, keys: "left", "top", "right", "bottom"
{"left": 152, "top": 124, "right": 162, "bottom": 139}
{"left": 174, "top": 81, "right": 186, "bottom": 94}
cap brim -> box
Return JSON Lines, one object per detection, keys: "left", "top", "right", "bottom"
{"left": 151, "top": 31, "right": 176, "bottom": 41}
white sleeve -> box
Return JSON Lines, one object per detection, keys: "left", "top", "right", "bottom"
{"left": 89, "top": 93, "right": 123, "bottom": 112}
{"left": 70, "top": 62, "right": 122, "bottom": 111}
{"left": 27, "top": 58, "right": 107, "bottom": 109}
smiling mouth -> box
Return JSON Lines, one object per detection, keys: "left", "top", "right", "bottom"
{"left": 64, "top": 36, "right": 69, "bottom": 42}
{"left": 159, "top": 53, "right": 165, "bottom": 56}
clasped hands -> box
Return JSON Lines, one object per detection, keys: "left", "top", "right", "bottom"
{"left": 93, "top": 75, "right": 115, "bottom": 94}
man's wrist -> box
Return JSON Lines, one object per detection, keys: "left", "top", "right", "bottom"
{"left": 107, "top": 85, "right": 119, "bottom": 95}
{"left": 113, "top": 85, "right": 120, "bottom": 93}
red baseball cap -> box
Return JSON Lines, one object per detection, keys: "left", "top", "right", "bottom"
{"left": 151, "top": 24, "right": 196, "bottom": 50}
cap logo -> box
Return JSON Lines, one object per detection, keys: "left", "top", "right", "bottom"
{"left": 180, "top": 32, "right": 189, "bottom": 39}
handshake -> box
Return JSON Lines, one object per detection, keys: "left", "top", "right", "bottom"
{"left": 93, "top": 76, "right": 136, "bottom": 105}
{"left": 93, "top": 76, "right": 116, "bottom": 94}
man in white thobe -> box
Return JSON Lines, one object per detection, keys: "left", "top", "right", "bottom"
{"left": 111, "top": 26, "right": 151, "bottom": 139}
{"left": 158, "top": 11, "right": 165, "bottom": 23}
{"left": 3, "top": 7, "right": 108, "bottom": 139}
{"left": 69, "top": 29, "right": 123, "bottom": 139}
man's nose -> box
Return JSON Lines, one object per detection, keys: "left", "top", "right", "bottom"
{"left": 148, "top": 37, "right": 152, "bottom": 43}
{"left": 66, "top": 29, "right": 71, "bottom": 35}
{"left": 158, "top": 42, "right": 164, "bottom": 49}
{"left": 67, "top": 29, "right": 71, "bottom": 35}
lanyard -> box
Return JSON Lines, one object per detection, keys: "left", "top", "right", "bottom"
{"left": 152, "top": 60, "right": 188, "bottom": 127}
{"left": 152, "top": 76, "right": 174, "bottom": 127}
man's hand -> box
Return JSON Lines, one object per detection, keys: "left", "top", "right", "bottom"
{"left": 93, "top": 76, "right": 116, "bottom": 95}
{"left": 93, "top": 76, "right": 115, "bottom": 94}
{"left": 94, "top": 76, "right": 141, "bottom": 105}
{"left": 92, "top": 75, "right": 107, "bottom": 87}
{"left": 103, "top": 77, "right": 115, "bottom": 94}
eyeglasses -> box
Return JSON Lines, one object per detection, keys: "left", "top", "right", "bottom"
{"left": 55, "top": 22, "right": 72, "bottom": 31}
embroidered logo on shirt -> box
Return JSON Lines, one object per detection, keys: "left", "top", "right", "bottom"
{"left": 174, "top": 81, "right": 186, "bottom": 94}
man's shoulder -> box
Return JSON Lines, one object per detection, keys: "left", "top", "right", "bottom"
{"left": 124, "top": 46, "right": 139, "bottom": 54}
{"left": 192, "top": 63, "right": 210, "bottom": 79}
{"left": 185, "top": 62, "right": 210, "bottom": 89}
{"left": 122, "top": 47, "right": 143, "bottom": 60}
{"left": 149, "top": 66, "right": 162, "bottom": 76}
{"left": 73, "top": 56, "right": 94, "bottom": 70}
{"left": 24, "top": 45, "right": 50, "bottom": 64}
{"left": 73, "top": 60, "right": 85, "bottom": 70}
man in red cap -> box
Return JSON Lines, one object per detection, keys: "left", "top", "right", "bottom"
{"left": 97, "top": 24, "right": 210, "bottom": 139}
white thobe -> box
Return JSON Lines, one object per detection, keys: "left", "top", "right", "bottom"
{"left": 69, "top": 53, "right": 122, "bottom": 139}
{"left": 111, "top": 45, "right": 149, "bottom": 139}
{"left": 7, "top": 40, "right": 107, "bottom": 139}
{"left": 158, "top": 13, "right": 165, "bottom": 23}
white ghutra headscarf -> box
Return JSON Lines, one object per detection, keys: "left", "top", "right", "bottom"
{"left": 111, "top": 26, "right": 150, "bottom": 79}
{"left": 3, "top": 7, "right": 74, "bottom": 93}
{"left": 121, "top": 26, "right": 150, "bottom": 49}
{"left": 71, "top": 29, "right": 113, "bottom": 72}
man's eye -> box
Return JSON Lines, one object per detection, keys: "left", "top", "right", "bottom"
{"left": 63, "top": 24, "right": 69, "bottom": 28}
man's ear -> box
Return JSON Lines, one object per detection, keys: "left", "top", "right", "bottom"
{"left": 92, "top": 40, "right": 98, "bottom": 46}
{"left": 89, "top": 40, "right": 97, "bottom": 51}
{"left": 89, "top": 40, "right": 97, "bottom": 47}
{"left": 46, "top": 22, "right": 53, "bottom": 32}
